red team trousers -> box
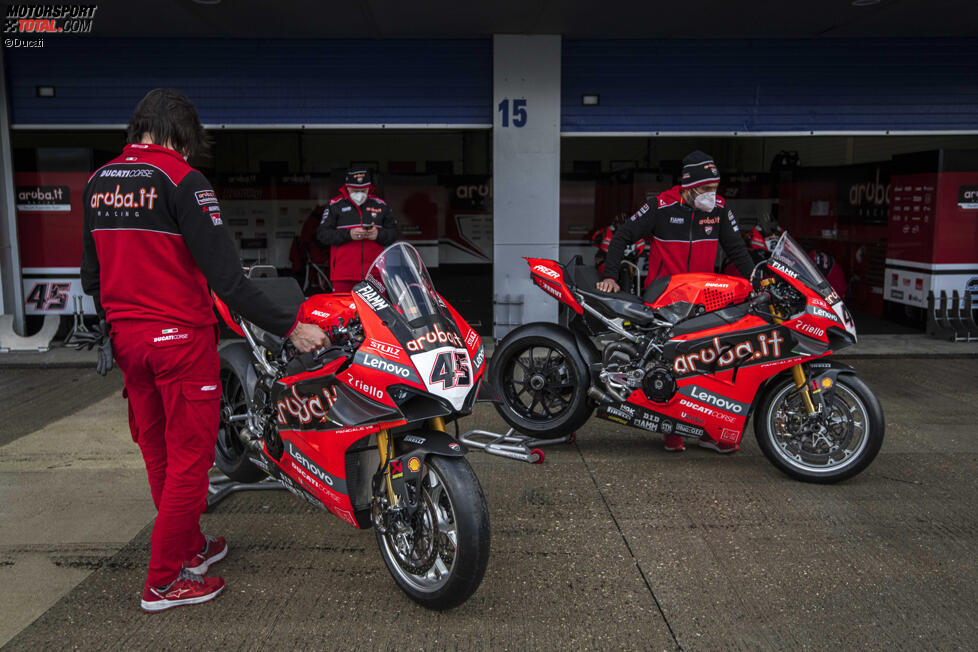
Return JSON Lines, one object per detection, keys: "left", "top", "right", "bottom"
{"left": 111, "top": 321, "right": 220, "bottom": 587}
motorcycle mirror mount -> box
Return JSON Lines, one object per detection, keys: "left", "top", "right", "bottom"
{"left": 749, "top": 258, "right": 769, "bottom": 290}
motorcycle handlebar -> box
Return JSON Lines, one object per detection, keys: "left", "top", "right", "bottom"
{"left": 749, "top": 291, "right": 772, "bottom": 309}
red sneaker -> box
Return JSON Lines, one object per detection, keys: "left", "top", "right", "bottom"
{"left": 664, "top": 434, "right": 685, "bottom": 452}
{"left": 185, "top": 535, "right": 227, "bottom": 574}
{"left": 141, "top": 569, "right": 224, "bottom": 613}
{"left": 698, "top": 437, "right": 739, "bottom": 454}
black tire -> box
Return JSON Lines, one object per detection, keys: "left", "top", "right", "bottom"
{"left": 490, "top": 325, "right": 593, "bottom": 438}
{"left": 216, "top": 349, "right": 266, "bottom": 483}
{"left": 376, "top": 455, "right": 490, "bottom": 610}
{"left": 754, "top": 373, "right": 884, "bottom": 484}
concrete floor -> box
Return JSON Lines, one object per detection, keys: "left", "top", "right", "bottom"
{"left": 1, "top": 358, "right": 977, "bottom": 650}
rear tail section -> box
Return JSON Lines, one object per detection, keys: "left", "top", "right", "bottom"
{"left": 525, "top": 258, "right": 583, "bottom": 314}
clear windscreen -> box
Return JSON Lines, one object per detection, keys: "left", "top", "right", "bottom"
{"left": 364, "top": 242, "right": 446, "bottom": 326}
{"left": 768, "top": 232, "right": 839, "bottom": 303}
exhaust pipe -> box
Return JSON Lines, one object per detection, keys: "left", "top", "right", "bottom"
{"left": 237, "top": 424, "right": 264, "bottom": 452}
{"left": 588, "top": 385, "right": 625, "bottom": 404}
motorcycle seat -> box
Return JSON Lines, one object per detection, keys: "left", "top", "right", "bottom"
{"left": 566, "top": 258, "right": 658, "bottom": 325}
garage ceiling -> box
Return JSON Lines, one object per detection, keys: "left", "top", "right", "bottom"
{"left": 79, "top": 0, "right": 978, "bottom": 38}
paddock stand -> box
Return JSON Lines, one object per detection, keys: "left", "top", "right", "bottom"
{"left": 459, "top": 428, "right": 576, "bottom": 464}
{"left": 206, "top": 466, "right": 287, "bottom": 510}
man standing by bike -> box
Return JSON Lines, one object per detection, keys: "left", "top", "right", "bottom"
{"left": 81, "top": 89, "right": 329, "bottom": 612}
{"left": 316, "top": 168, "right": 399, "bottom": 292}
{"left": 597, "top": 150, "right": 754, "bottom": 454}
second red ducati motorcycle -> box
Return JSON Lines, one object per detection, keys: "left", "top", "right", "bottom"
{"left": 490, "top": 233, "right": 884, "bottom": 483}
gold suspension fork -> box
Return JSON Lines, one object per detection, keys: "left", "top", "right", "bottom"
{"left": 376, "top": 429, "right": 397, "bottom": 506}
{"left": 791, "top": 364, "right": 817, "bottom": 415}
{"left": 427, "top": 416, "right": 447, "bottom": 433}
{"left": 765, "top": 284, "right": 817, "bottom": 416}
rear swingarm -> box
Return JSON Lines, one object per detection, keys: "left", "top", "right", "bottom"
{"left": 458, "top": 428, "right": 575, "bottom": 464}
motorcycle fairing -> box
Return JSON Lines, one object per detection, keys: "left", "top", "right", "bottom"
{"left": 607, "top": 319, "right": 831, "bottom": 445}
{"left": 665, "top": 324, "right": 804, "bottom": 378}
{"left": 352, "top": 280, "right": 481, "bottom": 412}
{"left": 525, "top": 257, "right": 583, "bottom": 314}
{"left": 261, "top": 425, "right": 399, "bottom": 530}
{"left": 767, "top": 233, "right": 857, "bottom": 340}
{"left": 595, "top": 401, "right": 705, "bottom": 439}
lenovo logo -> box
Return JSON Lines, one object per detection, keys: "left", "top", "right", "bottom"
{"left": 687, "top": 386, "right": 745, "bottom": 414}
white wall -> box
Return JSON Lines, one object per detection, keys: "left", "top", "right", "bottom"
{"left": 493, "top": 34, "right": 562, "bottom": 337}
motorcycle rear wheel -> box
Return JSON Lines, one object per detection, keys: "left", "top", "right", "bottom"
{"left": 375, "top": 455, "right": 490, "bottom": 610}
{"left": 755, "top": 373, "right": 884, "bottom": 484}
{"left": 215, "top": 356, "right": 266, "bottom": 483}
{"left": 490, "top": 329, "right": 592, "bottom": 439}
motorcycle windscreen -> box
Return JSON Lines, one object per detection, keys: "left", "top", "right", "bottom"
{"left": 360, "top": 243, "right": 474, "bottom": 410}
{"left": 769, "top": 233, "right": 839, "bottom": 303}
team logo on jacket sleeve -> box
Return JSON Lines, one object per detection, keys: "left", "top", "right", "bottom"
{"left": 195, "top": 189, "right": 218, "bottom": 205}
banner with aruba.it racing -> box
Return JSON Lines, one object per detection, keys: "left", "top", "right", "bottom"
{"left": 15, "top": 171, "right": 96, "bottom": 315}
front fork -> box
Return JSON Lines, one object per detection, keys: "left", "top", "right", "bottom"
{"left": 766, "top": 290, "right": 818, "bottom": 416}
{"left": 377, "top": 417, "right": 447, "bottom": 506}
{"left": 791, "top": 364, "right": 817, "bottom": 415}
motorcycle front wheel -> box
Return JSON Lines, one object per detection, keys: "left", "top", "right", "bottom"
{"left": 375, "top": 455, "right": 490, "bottom": 610}
{"left": 755, "top": 373, "right": 884, "bottom": 484}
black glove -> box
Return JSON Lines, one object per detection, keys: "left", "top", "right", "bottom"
{"left": 96, "top": 329, "right": 113, "bottom": 376}
{"left": 71, "top": 320, "right": 113, "bottom": 376}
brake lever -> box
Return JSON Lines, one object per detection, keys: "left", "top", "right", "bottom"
{"left": 313, "top": 345, "right": 353, "bottom": 362}
{"left": 282, "top": 339, "right": 298, "bottom": 361}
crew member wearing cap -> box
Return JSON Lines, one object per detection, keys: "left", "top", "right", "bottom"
{"left": 597, "top": 150, "right": 754, "bottom": 454}
{"left": 316, "top": 169, "right": 399, "bottom": 292}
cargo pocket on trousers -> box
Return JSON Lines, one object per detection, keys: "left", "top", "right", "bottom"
{"left": 181, "top": 380, "right": 222, "bottom": 449}
{"left": 182, "top": 380, "right": 221, "bottom": 401}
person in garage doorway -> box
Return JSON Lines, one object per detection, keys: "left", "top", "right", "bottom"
{"left": 316, "top": 168, "right": 399, "bottom": 292}
{"left": 81, "top": 88, "right": 329, "bottom": 613}
{"left": 597, "top": 150, "right": 754, "bottom": 455}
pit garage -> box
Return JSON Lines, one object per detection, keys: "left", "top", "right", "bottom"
{"left": 2, "top": 13, "right": 977, "bottom": 340}
{"left": 2, "top": 2, "right": 978, "bottom": 647}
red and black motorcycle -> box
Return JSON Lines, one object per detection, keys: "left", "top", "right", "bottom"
{"left": 490, "top": 232, "right": 884, "bottom": 483}
{"left": 214, "top": 242, "right": 491, "bottom": 608}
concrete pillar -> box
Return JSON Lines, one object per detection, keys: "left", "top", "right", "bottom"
{"left": 0, "top": 46, "right": 25, "bottom": 334}
{"left": 492, "top": 34, "right": 561, "bottom": 339}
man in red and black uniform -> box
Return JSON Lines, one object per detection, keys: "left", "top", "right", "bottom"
{"left": 81, "top": 89, "right": 328, "bottom": 613}
{"left": 316, "top": 169, "right": 399, "bottom": 292}
{"left": 598, "top": 150, "right": 754, "bottom": 454}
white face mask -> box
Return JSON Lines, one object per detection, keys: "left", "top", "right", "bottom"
{"left": 348, "top": 190, "right": 367, "bottom": 206}
{"left": 693, "top": 191, "right": 716, "bottom": 212}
